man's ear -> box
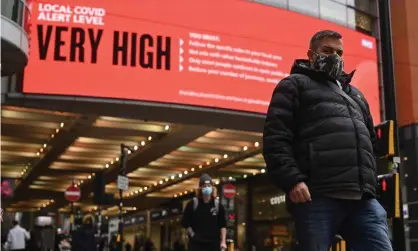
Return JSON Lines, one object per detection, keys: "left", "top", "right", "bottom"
{"left": 307, "top": 49, "right": 314, "bottom": 63}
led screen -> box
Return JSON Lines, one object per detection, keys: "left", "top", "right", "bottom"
{"left": 23, "top": 0, "right": 380, "bottom": 121}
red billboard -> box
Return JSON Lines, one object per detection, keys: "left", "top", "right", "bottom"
{"left": 23, "top": 0, "right": 380, "bottom": 121}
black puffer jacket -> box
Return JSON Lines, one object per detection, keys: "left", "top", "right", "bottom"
{"left": 263, "top": 59, "right": 378, "bottom": 197}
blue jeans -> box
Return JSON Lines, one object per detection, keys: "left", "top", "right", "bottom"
{"left": 290, "top": 196, "right": 393, "bottom": 251}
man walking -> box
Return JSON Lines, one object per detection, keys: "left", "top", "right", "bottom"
{"left": 182, "top": 174, "right": 227, "bottom": 251}
{"left": 263, "top": 30, "right": 392, "bottom": 251}
{"left": 6, "top": 220, "right": 30, "bottom": 251}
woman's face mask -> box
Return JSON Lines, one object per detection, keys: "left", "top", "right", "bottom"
{"left": 311, "top": 52, "right": 344, "bottom": 79}
{"left": 202, "top": 186, "right": 213, "bottom": 196}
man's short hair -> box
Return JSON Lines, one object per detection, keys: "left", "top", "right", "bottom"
{"left": 12, "top": 220, "right": 18, "bottom": 225}
{"left": 309, "top": 30, "right": 342, "bottom": 50}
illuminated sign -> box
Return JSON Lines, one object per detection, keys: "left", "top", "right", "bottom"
{"left": 24, "top": 0, "right": 380, "bottom": 119}
{"left": 270, "top": 195, "right": 286, "bottom": 205}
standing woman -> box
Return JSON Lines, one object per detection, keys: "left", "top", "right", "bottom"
{"left": 182, "top": 174, "right": 227, "bottom": 251}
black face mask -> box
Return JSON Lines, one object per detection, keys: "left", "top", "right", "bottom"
{"left": 311, "top": 52, "right": 344, "bottom": 79}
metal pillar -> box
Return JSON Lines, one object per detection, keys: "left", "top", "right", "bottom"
{"left": 117, "top": 144, "right": 128, "bottom": 251}
{"left": 378, "top": 0, "right": 406, "bottom": 250}
{"left": 70, "top": 179, "right": 75, "bottom": 234}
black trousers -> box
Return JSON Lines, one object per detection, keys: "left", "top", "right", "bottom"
{"left": 188, "top": 241, "right": 220, "bottom": 251}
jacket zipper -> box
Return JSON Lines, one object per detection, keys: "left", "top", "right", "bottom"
{"left": 344, "top": 98, "right": 364, "bottom": 192}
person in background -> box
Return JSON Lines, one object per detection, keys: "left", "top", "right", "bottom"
{"left": 125, "top": 241, "right": 132, "bottom": 251}
{"left": 6, "top": 220, "right": 30, "bottom": 251}
{"left": 71, "top": 215, "right": 96, "bottom": 251}
{"left": 263, "top": 29, "right": 392, "bottom": 250}
{"left": 182, "top": 173, "right": 227, "bottom": 251}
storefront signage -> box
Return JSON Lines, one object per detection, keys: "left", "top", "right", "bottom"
{"left": 150, "top": 204, "right": 183, "bottom": 221}
{"left": 24, "top": 0, "right": 380, "bottom": 119}
{"left": 270, "top": 195, "right": 286, "bottom": 205}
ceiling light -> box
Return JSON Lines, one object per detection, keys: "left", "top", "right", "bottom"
{"left": 174, "top": 194, "right": 178, "bottom": 198}
{"left": 179, "top": 173, "right": 183, "bottom": 178}
{"left": 164, "top": 125, "right": 170, "bottom": 130}
{"left": 80, "top": 180, "right": 84, "bottom": 183}
{"left": 254, "top": 142, "right": 260, "bottom": 147}
{"left": 133, "top": 207, "right": 137, "bottom": 210}
{"left": 184, "top": 191, "right": 188, "bottom": 194}
{"left": 165, "top": 178, "right": 169, "bottom": 182}
{"left": 154, "top": 182, "right": 158, "bottom": 186}
{"left": 128, "top": 150, "right": 131, "bottom": 154}
{"left": 51, "top": 134, "right": 55, "bottom": 138}
{"left": 141, "top": 141, "right": 146, "bottom": 146}
{"left": 43, "top": 144, "right": 47, "bottom": 148}
{"left": 171, "top": 175, "right": 175, "bottom": 180}
{"left": 223, "top": 154, "right": 228, "bottom": 159}
{"left": 139, "top": 188, "right": 143, "bottom": 192}
{"left": 144, "top": 187, "right": 148, "bottom": 190}
{"left": 243, "top": 174, "right": 247, "bottom": 178}
{"left": 110, "top": 161, "right": 114, "bottom": 164}
{"left": 229, "top": 177, "right": 233, "bottom": 180}
{"left": 159, "top": 180, "right": 163, "bottom": 184}
{"left": 215, "top": 181, "right": 220, "bottom": 185}
{"left": 60, "top": 122, "right": 64, "bottom": 128}
{"left": 40, "top": 148, "right": 44, "bottom": 152}
{"left": 50, "top": 200, "right": 54, "bottom": 203}
{"left": 215, "top": 158, "right": 219, "bottom": 163}
{"left": 243, "top": 146, "right": 248, "bottom": 151}
{"left": 88, "top": 175, "right": 92, "bottom": 179}
{"left": 179, "top": 192, "right": 183, "bottom": 196}
{"left": 115, "top": 157, "right": 119, "bottom": 161}
{"left": 105, "top": 164, "right": 109, "bottom": 168}
{"left": 36, "top": 152, "right": 40, "bottom": 156}
{"left": 206, "top": 161, "right": 210, "bottom": 165}
{"left": 134, "top": 145, "right": 138, "bottom": 151}
{"left": 135, "top": 190, "right": 139, "bottom": 194}
{"left": 191, "top": 168, "right": 195, "bottom": 172}
{"left": 74, "top": 184, "right": 78, "bottom": 187}
{"left": 184, "top": 170, "right": 188, "bottom": 175}
{"left": 148, "top": 136, "right": 152, "bottom": 141}
{"left": 261, "top": 169, "right": 266, "bottom": 173}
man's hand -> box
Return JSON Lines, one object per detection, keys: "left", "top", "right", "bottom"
{"left": 289, "top": 182, "right": 311, "bottom": 203}
{"left": 220, "top": 242, "right": 227, "bottom": 250}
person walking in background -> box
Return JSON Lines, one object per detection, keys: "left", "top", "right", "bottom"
{"left": 263, "top": 30, "right": 392, "bottom": 250}
{"left": 182, "top": 173, "right": 227, "bottom": 251}
{"left": 6, "top": 220, "right": 30, "bottom": 251}
{"left": 71, "top": 215, "right": 96, "bottom": 251}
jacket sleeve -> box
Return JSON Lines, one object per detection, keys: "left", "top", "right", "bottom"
{"left": 181, "top": 200, "right": 193, "bottom": 229}
{"left": 263, "top": 77, "right": 307, "bottom": 193}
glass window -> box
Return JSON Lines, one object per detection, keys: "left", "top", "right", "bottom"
{"left": 355, "top": 0, "right": 373, "bottom": 13}
{"left": 1, "top": 0, "right": 23, "bottom": 26}
{"left": 289, "top": 0, "right": 320, "bottom": 17}
{"left": 252, "top": 184, "right": 290, "bottom": 221}
{"left": 254, "top": 0, "right": 288, "bottom": 8}
{"left": 355, "top": 11, "right": 373, "bottom": 34}
{"left": 251, "top": 182, "right": 294, "bottom": 251}
{"left": 320, "top": 0, "right": 348, "bottom": 26}
{"left": 347, "top": 8, "right": 356, "bottom": 29}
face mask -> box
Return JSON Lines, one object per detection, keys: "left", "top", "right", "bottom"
{"left": 202, "top": 187, "right": 212, "bottom": 196}
{"left": 311, "top": 52, "right": 344, "bottom": 79}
